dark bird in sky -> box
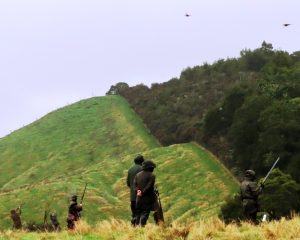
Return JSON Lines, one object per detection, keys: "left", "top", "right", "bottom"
{"left": 185, "top": 13, "right": 191, "bottom": 17}
{"left": 283, "top": 23, "right": 291, "bottom": 27}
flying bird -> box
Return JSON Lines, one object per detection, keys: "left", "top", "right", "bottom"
{"left": 283, "top": 23, "right": 291, "bottom": 27}
{"left": 185, "top": 13, "right": 191, "bottom": 17}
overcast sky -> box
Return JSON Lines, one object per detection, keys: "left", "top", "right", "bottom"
{"left": 0, "top": 0, "right": 299, "bottom": 138}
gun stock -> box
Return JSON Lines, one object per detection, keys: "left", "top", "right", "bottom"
{"left": 154, "top": 186, "right": 164, "bottom": 224}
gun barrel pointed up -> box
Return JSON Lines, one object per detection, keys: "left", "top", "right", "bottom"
{"left": 80, "top": 183, "right": 88, "bottom": 204}
{"left": 262, "top": 157, "right": 280, "bottom": 185}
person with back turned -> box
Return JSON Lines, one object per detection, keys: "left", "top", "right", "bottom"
{"left": 67, "top": 195, "right": 83, "bottom": 230}
{"left": 127, "top": 155, "right": 144, "bottom": 225}
{"left": 134, "top": 160, "right": 156, "bottom": 227}
{"left": 240, "top": 170, "right": 263, "bottom": 224}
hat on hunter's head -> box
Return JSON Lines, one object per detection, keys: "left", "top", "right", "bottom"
{"left": 71, "top": 195, "right": 78, "bottom": 202}
{"left": 134, "top": 155, "right": 145, "bottom": 164}
{"left": 142, "top": 160, "right": 156, "bottom": 170}
{"left": 245, "top": 169, "right": 256, "bottom": 178}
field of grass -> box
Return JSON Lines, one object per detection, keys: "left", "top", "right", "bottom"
{"left": 1, "top": 217, "right": 300, "bottom": 240}
{"left": 0, "top": 95, "right": 238, "bottom": 229}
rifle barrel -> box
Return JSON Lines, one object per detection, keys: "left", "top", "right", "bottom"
{"left": 262, "top": 157, "right": 280, "bottom": 184}
{"left": 81, "top": 183, "right": 88, "bottom": 204}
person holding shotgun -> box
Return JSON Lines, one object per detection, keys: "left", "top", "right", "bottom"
{"left": 10, "top": 205, "right": 22, "bottom": 230}
{"left": 67, "top": 183, "right": 87, "bottom": 230}
{"left": 240, "top": 170, "right": 263, "bottom": 224}
{"left": 240, "top": 157, "right": 280, "bottom": 224}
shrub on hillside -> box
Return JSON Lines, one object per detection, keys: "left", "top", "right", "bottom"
{"left": 220, "top": 194, "right": 244, "bottom": 223}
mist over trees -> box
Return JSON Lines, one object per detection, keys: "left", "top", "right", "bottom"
{"left": 107, "top": 42, "right": 300, "bottom": 218}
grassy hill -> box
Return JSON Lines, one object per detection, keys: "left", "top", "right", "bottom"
{"left": 0, "top": 95, "right": 238, "bottom": 229}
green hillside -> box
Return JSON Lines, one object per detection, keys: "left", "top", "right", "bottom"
{"left": 0, "top": 96, "right": 238, "bottom": 229}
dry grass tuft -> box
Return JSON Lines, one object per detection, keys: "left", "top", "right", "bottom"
{"left": 73, "top": 220, "right": 92, "bottom": 235}
{"left": 0, "top": 217, "right": 299, "bottom": 239}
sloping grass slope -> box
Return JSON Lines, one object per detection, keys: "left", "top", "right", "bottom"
{"left": 0, "top": 96, "right": 238, "bottom": 229}
{"left": 0, "top": 96, "right": 158, "bottom": 190}
{"left": 0, "top": 143, "right": 237, "bottom": 228}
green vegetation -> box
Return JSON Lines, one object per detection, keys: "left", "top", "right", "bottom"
{"left": 0, "top": 96, "right": 158, "bottom": 190}
{"left": 109, "top": 42, "right": 300, "bottom": 218}
{"left": 0, "top": 95, "right": 237, "bottom": 229}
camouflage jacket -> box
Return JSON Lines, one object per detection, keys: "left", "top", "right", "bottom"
{"left": 240, "top": 178, "right": 263, "bottom": 201}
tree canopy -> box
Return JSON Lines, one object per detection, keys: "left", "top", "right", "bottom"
{"left": 108, "top": 42, "right": 300, "bottom": 217}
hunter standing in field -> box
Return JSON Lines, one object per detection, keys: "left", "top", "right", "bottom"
{"left": 67, "top": 195, "right": 83, "bottom": 230}
{"left": 127, "top": 155, "right": 144, "bottom": 225}
{"left": 240, "top": 170, "right": 263, "bottom": 224}
{"left": 134, "top": 160, "right": 156, "bottom": 227}
{"left": 10, "top": 206, "right": 22, "bottom": 230}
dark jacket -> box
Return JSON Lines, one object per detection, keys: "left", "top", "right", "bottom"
{"left": 240, "top": 178, "right": 263, "bottom": 214}
{"left": 68, "top": 201, "right": 82, "bottom": 221}
{"left": 240, "top": 178, "right": 262, "bottom": 200}
{"left": 127, "top": 164, "right": 143, "bottom": 201}
{"left": 134, "top": 170, "right": 156, "bottom": 210}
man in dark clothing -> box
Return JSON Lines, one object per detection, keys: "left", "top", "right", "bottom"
{"left": 134, "top": 160, "right": 156, "bottom": 227}
{"left": 240, "top": 170, "right": 263, "bottom": 224}
{"left": 127, "top": 155, "right": 144, "bottom": 225}
{"left": 10, "top": 206, "right": 22, "bottom": 230}
{"left": 67, "top": 195, "right": 83, "bottom": 230}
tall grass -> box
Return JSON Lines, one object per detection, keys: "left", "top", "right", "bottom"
{"left": 0, "top": 217, "right": 299, "bottom": 240}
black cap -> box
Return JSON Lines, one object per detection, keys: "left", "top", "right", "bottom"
{"left": 142, "top": 160, "right": 156, "bottom": 170}
{"left": 245, "top": 170, "right": 256, "bottom": 179}
{"left": 71, "top": 195, "right": 78, "bottom": 202}
{"left": 134, "top": 155, "right": 145, "bottom": 164}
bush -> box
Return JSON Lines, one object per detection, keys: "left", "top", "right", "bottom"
{"left": 220, "top": 194, "right": 244, "bottom": 223}
{"left": 260, "top": 169, "right": 300, "bottom": 219}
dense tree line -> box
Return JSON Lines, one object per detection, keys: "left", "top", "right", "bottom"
{"left": 202, "top": 44, "right": 300, "bottom": 180}
{"left": 107, "top": 42, "right": 300, "bottom": 219}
